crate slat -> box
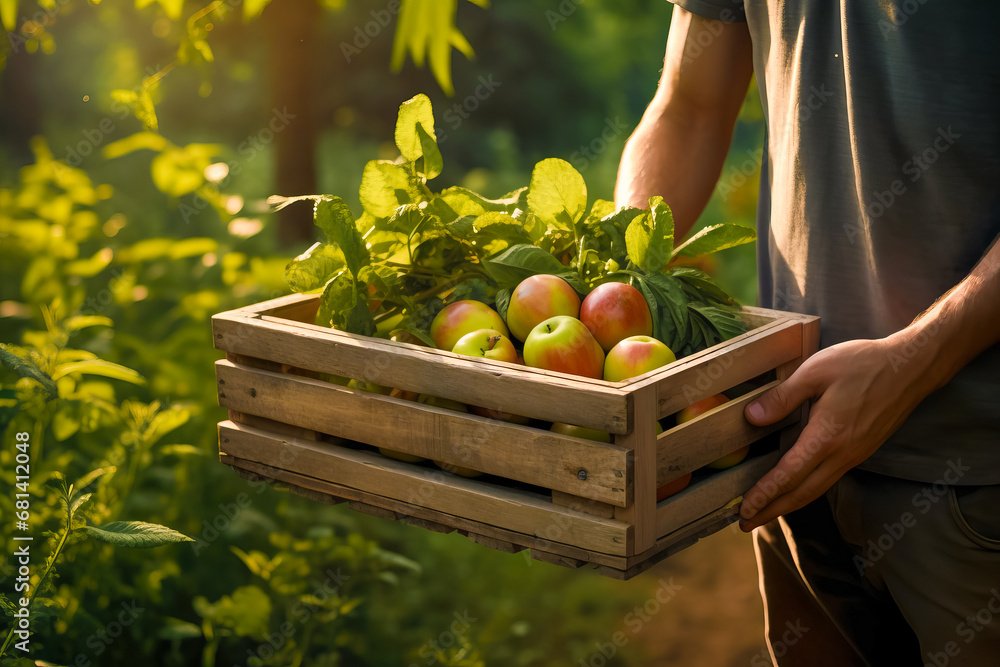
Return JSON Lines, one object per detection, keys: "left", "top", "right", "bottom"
{"left": 612, "top": 388, "right": 659, "bottom": 554}
{"left": 654, "top": 449, "right": 780, "bottom": 538}
{"left": 655, "top": 380, "right": 796, "bottom": 485}
{"left": 213, "top": 309, "right": 631, "bottom": 433}
{"left": 217, "top": 360, "right": 631, "bottom": 505}
{"left": 218, "top": 420, "right": 631, "bottom": 555}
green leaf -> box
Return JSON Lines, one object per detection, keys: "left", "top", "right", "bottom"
{"left": 691, "top": 303, "right": 747, "bottom": 342}
{"left": 158, "top": 618, "right": 203, "bottom": 641}
{"left": 671, "top": 266, "right": 738, "bottom": 306}
{"left": 317, "top": 273, "right": 376, "bottom": 336}
{"left": 359, "top": 161, "right": 419, "bottom": 218}
{"left": 315, "top": 197, "right": 370, "bottom": 278}
{"left": 672, "top": 223, "right": 756, "bottom": 258}
{"left": 63, "top": 315, "right": 114, "bottom": 332}
{"left": 102, "top": 131, "right": 171, "bottom": 159}
{"left": 52, "top": 360, "right": 145, "bottom": 385}
{"left": 286, "top": 243, "right": 346, "bottom": 293}
{"left": 595, "top": 206, "right": 644, "bottom": 261}
{"left": 625, "top": 197, "right": 674, "bottom": 274}
{"left": 494, "top": 288, "right": 511, "bottom": 321}
{"left": 81, "top": 521, "right": 194, "bottom": 548}
{"left": 483, "top": 244, "right": 567, "bottom": 290}
{"left": 437, "top": 186, "right": 522, "bottom": 218}
{"left": 417, "top": 123, "right": 443, "bottom": 179}
{"left": 395, "top": 93, "right": 437, "bottom": 162}
{"left": 243, "top": 0, "right": 271, "bottom": 21}
{"left": 527, "top": 158, "right": 588, "bottom": 230}
{"left": 194, "top": 586, "right": 271, "bottom": 639}
{"left": 0, "top": 343, "right": 58, "bottom": 397}
{"left": 0, "top": 0, "right": 17, "bottom": 32}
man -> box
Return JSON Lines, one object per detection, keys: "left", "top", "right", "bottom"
{"left": 615, "top": 3, "right": 1000, "bottom": 665}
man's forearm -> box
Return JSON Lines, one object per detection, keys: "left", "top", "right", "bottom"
{"left": 895, "top": 235, "right": 1000, "bottom": 392}
{"left": 615, "top": 97, "right": 738, "bottom": 241}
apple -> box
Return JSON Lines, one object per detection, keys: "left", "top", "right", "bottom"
{"left": 430, "top": 300, "right": 508, "bottom": 351}
{"left": 417, "top": 394, "right": 468, "bottom": 412}
{"left": 603, "top": 335, "right": 676, "bottom": 382}
{"left": 468, "top": 405, "right": 532, "bottom": 425}
{"left": 348, "top": 379, "right": 392, "bottom": 394}
{"left": 451, "top": 329, "right": 519, "bottom": 364}
{"left": 434, "top": 460, "right": 482, "bottom": 478}
{"left": 522, "top": 316, "right": 605, "bottom": 379}
{"left": 551, "top": 421, "right": 662, "bottom": 443}
{"left": 657, "top": 472, "right": 692, "bottom": 501}
{"left": 506, "top": 274, "right": 581, "bottom": 341}
{"left": 580, "top": 282, "right": 654, "bottom": 351}
{"left": 677, "top": 394, "right": 749, "bottom": 468}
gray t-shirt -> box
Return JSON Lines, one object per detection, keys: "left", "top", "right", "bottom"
{"left": 671, "top": 0, "right": 1000, "bottom": 484}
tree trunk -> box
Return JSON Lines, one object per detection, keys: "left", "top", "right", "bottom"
{"left": 264, "top": 0, "right": 322, "bottom": 246}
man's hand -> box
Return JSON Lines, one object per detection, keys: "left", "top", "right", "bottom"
{"left": 739, "top": 236, "right": 1000, "bottom": 532}
{"left": 737, "top": 333, "right": 935, "bottom": 532}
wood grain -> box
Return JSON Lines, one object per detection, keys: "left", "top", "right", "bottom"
{"left": 216, "top": 360, "right": 631, "bottom": 505}
{"left": 212, "top": 309, "right": 631, "bottom": 433}
{"left": 613, "top": 388, "right": 659, "bottom": 554}
{"left": 217, "top": 420, "right": 631, "bottom": 555}
{"left": 655, "top": 381, "right": 797, "bottom": 485}
{"left": 654, "top": 450, "right": 781, "bottom": 538}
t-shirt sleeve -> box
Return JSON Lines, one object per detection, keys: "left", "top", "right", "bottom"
{"left": 669, "top": 0, "right": 747, "bottom": 23}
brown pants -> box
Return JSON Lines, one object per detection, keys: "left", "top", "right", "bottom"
{"left": 754, "top": 468, "right": 1000, "bottom": 667}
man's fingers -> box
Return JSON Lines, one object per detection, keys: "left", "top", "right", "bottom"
{"left": 738, "top": 460, "right": 843, "bottom": 532}
{"left": 738, "top": 416, "right": 835, "bottom": 521}
{"left": 745, "top": 363, "right": 819, "bottom": 426}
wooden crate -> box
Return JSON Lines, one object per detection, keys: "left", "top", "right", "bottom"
{"left": 213, "top": 293, "right": 819, "bottom": 579}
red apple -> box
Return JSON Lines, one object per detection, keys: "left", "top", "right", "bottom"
{"left": 603, "top": 335, "right": 676, "bottom": 382}
{"left": 580, "top": 282, "right": 653, "bottom": 351}
{"left": 677, "top": 394, "right": 748, "bottom": 468}
{"left": 430, "top": 300, "right": 508, "bottom": 351}
{"left": 506, "top": 274, "right": 581, "bottom": 341}
{"left": 551, "top": 421, "right": 662, "bottom": 443}
{"left": 522, "top": 315, "right": 605, "bottom": 379}
{"left": 657, "top": 472, "right": 692, "bottom": 501}
{"left": 451, "top": 329, "right": 519, "bottom": 364}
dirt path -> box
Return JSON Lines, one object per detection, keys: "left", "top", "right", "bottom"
{"left": 630, "top": 523, "right": 771, "bottom": 666}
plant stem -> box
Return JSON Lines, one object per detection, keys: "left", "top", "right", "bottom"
{"left": 0, "top": 490, "right": 75, "bottom": 659}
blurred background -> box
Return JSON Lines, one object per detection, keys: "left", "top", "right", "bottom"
{"left": 0, "top": 1, "right": 768, "bottom": 664}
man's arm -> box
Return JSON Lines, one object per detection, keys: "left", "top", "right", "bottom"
{"left": 738, "top": 236, "right": 1000, "bottom": 531}
{"left": 615, "top": 5, "right": 753, "bottom": 240}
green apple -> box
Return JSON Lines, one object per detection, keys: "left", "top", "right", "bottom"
{"left": 348, "top": 379, "right": 392, "bottom": 394}
{"left": 603, "top": 335, "right": 676, "bottom": 382}
{"left": 580, "top": 281, "right": 653, "bottom": 351}
{"left": 551, "top": 421, "right": 662, "bottom": 443}
{"left": 417, "top": 394, "right": 468, "bottom": 412}
{"left": 522, "top": 315, "right": 605, "bottom": 379}
{"left": 430, "top": 300, "right": 508, "bottom": 351}
{"left": 451, "top": 329, "right": 519, "bottom": 364}
{"left": 506, "top": 274, "right": 581, "bottom": 341}
{"left": 434, "top": 460, "right": 482, "bottom": 478}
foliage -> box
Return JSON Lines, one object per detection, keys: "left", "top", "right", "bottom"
{"left": 284, "top": 95, "right": 755, "bottom": 358}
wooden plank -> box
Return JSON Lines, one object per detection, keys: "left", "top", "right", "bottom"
{"left": 255, "top": 292, "right": 321, "bottom": 323}
{"left": 406, "top": 517, "right": 455, "bottom": 534}
{"left": 654, "top": 450, "right": 781, "bottom": 537}
{"left": 349, "top": 501, "right": 404, "bottom": 521}
{"left": 778, "top": 314, "right": 821, "bottom": 452}
{"left": 468, "top": 532, "right": 526, "bottom": 553}
{"left": 216, "top": 360, "right": 631, "bottom": 505}
{"left": 655, "top": 381, "right": 798, "bottom": 485}
{"left": 599, "top": 504, "right": 741, "bottom": 579}
{"left": 218, "top": 420, "right": 631, "bottom": 555}
{"left": 531, "top": 549, "right": 589, "bottom": 569}
{"left": 218, "top": 452, "right": 630, "bottom": 569}
{"left": 551, "top": 491, "right": 616, "bottom": 519}
{"left": 212, "top": 309, "right": 632, "bottom": 434}
{"left": 288, "top": 485, "right": 345, "bottom": 505}
{"left": 613, "top": 388, "right": 658, "bottom": 555}
{"left": 228, "top": 410, "right": 323, "bottom": 442}
{"left": 632, "top": 318, "right": 804, "bottom": 419}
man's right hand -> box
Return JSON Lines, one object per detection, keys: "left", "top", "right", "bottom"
{"left": 615, "top": 6, "right": 753, "bottom": 241}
